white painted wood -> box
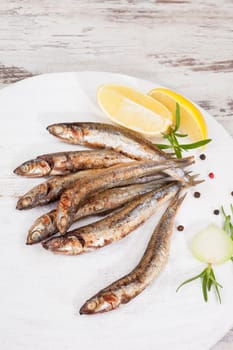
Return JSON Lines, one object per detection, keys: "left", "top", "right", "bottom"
{"left": 0, "top": 1, "right": 232, "bottom": 348}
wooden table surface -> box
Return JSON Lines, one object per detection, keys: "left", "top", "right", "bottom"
{"left": 0, "top": 1, "right": 232, "bottom": 349}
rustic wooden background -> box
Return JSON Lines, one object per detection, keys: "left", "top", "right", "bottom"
{"left": 0, "top": 0, "right": 232, "bottom": 348}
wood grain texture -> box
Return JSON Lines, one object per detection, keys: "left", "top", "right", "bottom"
{"left": 0, "top": 1, "right": 232, "bottom": 348}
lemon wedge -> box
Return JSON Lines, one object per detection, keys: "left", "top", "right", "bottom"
{"left": 97, "top": 84, "right": 173, "bottom": 136}
{"left": 148, "top": 88, "right": 208, "bottom": 141}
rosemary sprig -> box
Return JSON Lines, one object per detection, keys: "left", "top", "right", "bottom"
{"left": 176, "top": 263, "right": 223, "bottom": 303}
{"left": 156, "top": 103, "right": 212, "bottom": 158}
{"left": 221, "top": 204, "right": 233, "bottom": 260}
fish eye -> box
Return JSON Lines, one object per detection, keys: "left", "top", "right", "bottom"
{"left": 87, "top": 300, "right": 98, "bottom": 311}
{"left": 22, "top": 196, "right": 32, "bottom": 206}
{"left": 53, "top": 125, "right": 64, "bottom": 135}
{"left": 22, "top": 163, "right": 30, "bottom": 172}
{"left": 31, "top": 230, "right": 42, "bottom": 241}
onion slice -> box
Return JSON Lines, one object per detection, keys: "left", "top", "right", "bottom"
{"left": 191, "top": 224, "right": 233, "bottom": 264}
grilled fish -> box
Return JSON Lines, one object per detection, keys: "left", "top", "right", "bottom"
{"left": 56, "top": 159, "right": 191, "bottom": 234}
{"left": 16, "top": 168, "right": 105, "bottom": 210}
{"left": 47, "top": 122, "right": 169, "bottom": 161}
{"left": 43, "top": 183, "right": 181, "bottom": 255}
{"left": 14, "top": 150, "right": 131, "bottom": 177}
{"left": 47, "top": 122, "right": 194, "bottom": 182}
{"left": 79, "top": 192, "right": 185, "bottom": 314}
{"left": 27, "top": 179, "right": 174, "bottom": 244}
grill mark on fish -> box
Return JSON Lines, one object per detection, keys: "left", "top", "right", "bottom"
{"left": 13, "top": 159, "right": 51, "bottom": 177}
{"left": 79, "top": 192, "right": 185, "bottom": 314}
{"left": 14, "top": 150, "right": 131, "bottom": 177}
{"left": 56, "top": 159, "right": 191, "bottom": 234}
{"left": 27, "top": 178, "right": 174, "bottom": 244}
{"left": 42, "top": 183, "right": 181, "bottom": 255}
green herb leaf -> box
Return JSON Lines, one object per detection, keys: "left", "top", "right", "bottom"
{"left": 221, "top": 206, "right": 227, "bottom": 219}
{"left": 223, "top": 216, "right": 231, "bottom": 233}
{"left": 202, "top": 275, "right": 208, "bottom": 302}
{"left": 221, "top": 205, "right": 233, "bottom": 236}
{"left": 230, "top": 223, "right": 233, "bottom": 240}
{"left": 157, "top": 103, "right": 211, "bottom": 158}
{"left": 207, "top": 274, "right": 212, "bottom": 291}
{"left": 172, "top": 134, "right": 182, "bottom": 158}
{"left": 162, "top": 132, "right": 169, "bottom": 139}
{"left": 174, "top": 103, "right": 180, "bottom": 132}
{"left": 210, "top": 269, "right": 222, "bottom": 303}
{"left": 155, "top": 144, "right": 172, "bottom": 150}
{"left": 176, "top": 270, "right": 205, "bottom": 292}
{"left": 221, "top": 205, "right": 233, "bottom": 258}
{"left": 179, "top": 139, "right": 212, "bottom": 150}
{"left": 174, "top": 133, "right": 188, "bottom": 138}
{"left": 177, "top": 264, "right": 222, "bottom": 303}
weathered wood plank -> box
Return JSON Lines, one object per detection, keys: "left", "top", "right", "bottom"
{"left": 0, "top": 0, "right": 233, "bottom": 123}
{"left": 0, "top": 64, "right": 33, "bottom": 84}
{"left": 0, "top": 1, "right": 232, "bottom": 348}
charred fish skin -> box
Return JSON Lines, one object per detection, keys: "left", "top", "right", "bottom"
{"left": 47, "top": 122, "right": 169, "bottom": 161}
{"left": 13, "top": 159, "right": 51, "bottom": 178}
{"left": 27, "top": 210, "right": 57, "bottom": 244}
{"left": 42, "top": 182, "right": 181, "bottom": 255}
{"left": 16, "top": 181, "right": 53, "bottom": 210}
{"left": 79, "top": 192, "right": 185, "bottom": 315}
{"left": 55, "top": 159, "right": 188, "bottom": 234}
{"left": 47, "top": 122, "right": 195, "bottom": 184}
{"left": 16, "top": 168, "right": 106, "bottom": 210}
{"left": 26, "top": 178, "right": 174, "bottom": 244}
{"left": 14, "top": 150, "right": 131, "bottom": 177}
{"left": 38, "top": 149, "right": 131, "bottom": 175}
{"left": 16, "top": 175, "right": 74, "bottom": 210}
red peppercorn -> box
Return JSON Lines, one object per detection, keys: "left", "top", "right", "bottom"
{"left": 177, "top": 225, "right": 184, "bottom": 231}
{"left": 208, "top": 172, "right": 214, "bottom": 179}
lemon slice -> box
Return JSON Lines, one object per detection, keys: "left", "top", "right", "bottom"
{"left": 97, "top": 84, "right": 173, "bottom": 136}
{"left": 148, "top": 88, "right": 208, "bottom": 141}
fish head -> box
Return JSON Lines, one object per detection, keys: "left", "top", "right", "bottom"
{"left": 42, "top": 235, "right": 84, "bottom": 255}
{"left": 47, "top": 123, "right": 83, "bottom": 143}
{"left": 27, "top": 227, "right": 44, "bottom": 245}
{"left": 16, "top": 181, "right": 52, "bottom": 210}
{"left": 80, "top": 292, "right": 120, "bottom": 314}
{"left": 27, "top": 214, "right": 55, "bottom": 244}
{"left": 16, "top": 196, "right": 33, "bottom": 210}
{"left": 14, "top": 159, "right": 51, "bottom": 177}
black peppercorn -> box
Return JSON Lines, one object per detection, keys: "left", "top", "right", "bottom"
{"left": 194, "top": 191, "right": 201, "bottom": 198}
{"left": 199, "top": 154, "right": 206, "bottom": 160}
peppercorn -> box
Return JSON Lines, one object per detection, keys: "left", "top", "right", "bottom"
{"left": 177, "top": 225, "right": 184, "bottom": 231}
{"left": 208, "top": 172, "right": 214, "bottom": 179}
{"left": 199, "top": 154, "right": 206, "bottom": 160}
{"left": 213, "top": 209, "right": 220, "bottom": 215}
{"left": 194, "top": 191, "right": 201, "bottom": 198}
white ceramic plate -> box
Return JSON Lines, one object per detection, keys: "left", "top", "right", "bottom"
{"left": 0, "top": 72, "right": 232, "bottom": 350}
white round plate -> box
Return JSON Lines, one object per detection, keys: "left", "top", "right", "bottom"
{"left": 0, "top": 72, "right": 232, "bottom": 350}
